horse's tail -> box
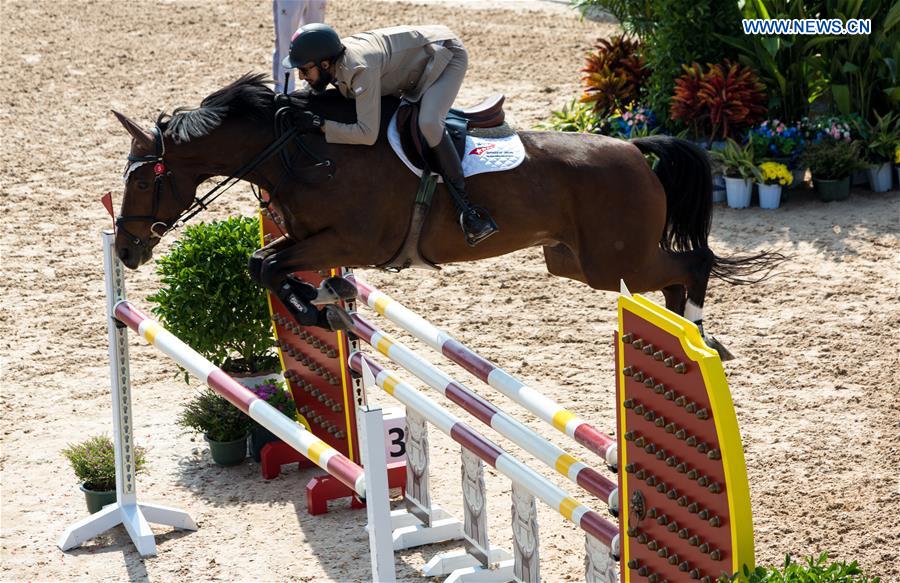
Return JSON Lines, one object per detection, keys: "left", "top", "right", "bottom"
{"left": 631, "top": 135, "right": 785, "bottom": 284}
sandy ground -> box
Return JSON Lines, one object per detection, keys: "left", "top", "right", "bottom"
{"left": 1, "top": 1, "right": 898, "bottom": 582}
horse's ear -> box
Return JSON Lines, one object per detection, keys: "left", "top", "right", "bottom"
{"left": 112, "top": 110, "right": 154, "bottom": 150}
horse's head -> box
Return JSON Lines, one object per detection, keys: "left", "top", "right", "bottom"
{"left": 113, "top": 110, "right": 204, "bottom": 269}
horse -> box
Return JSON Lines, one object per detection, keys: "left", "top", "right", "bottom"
{"left": 112, "top": 73, "right": 780, "bottom": 358}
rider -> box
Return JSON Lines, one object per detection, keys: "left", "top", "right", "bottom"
{"left": 281, "top": 23, "right": 498, "bottom": 246}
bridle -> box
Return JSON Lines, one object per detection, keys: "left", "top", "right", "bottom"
{"left": 117, "top": 106, "right": 334, "bottom": 248}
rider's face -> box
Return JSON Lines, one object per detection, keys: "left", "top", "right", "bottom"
{"left": 297, "top": 60, "right": 331, "bottom": 93}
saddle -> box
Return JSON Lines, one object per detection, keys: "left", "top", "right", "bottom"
{"left": 394, "top": 95, "right": 506, "bottom": 171}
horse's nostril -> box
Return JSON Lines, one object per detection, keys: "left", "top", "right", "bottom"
{"left": 117, "top": 247, "right": 130, "bottom": 262}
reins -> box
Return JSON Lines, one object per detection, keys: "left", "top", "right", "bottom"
{"left": 116, "top": 102, "right": 333, "bottom": 246}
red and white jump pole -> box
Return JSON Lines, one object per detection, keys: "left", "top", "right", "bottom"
{"left": 347, "top": 275, "right": 618, "bottom": 468}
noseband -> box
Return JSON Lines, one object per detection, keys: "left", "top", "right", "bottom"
{"left": 117, "top": 107, "right": 334, "bottom": 249}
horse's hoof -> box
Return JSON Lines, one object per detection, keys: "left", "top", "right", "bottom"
{"left": 706, "top": 335, "right": 736, "bottom": 361}
{"left": 323, "top": 305, "right": 354, "bottom": 332}
{"left": 311, "top": 276, "right": 358, "bottom": 306}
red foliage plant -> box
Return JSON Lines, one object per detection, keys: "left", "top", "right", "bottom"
{"left": 580, "top": 35, "right": 649, "bottom": 116}
{"left": 670, "top": 61, "right": 767, "bottom": 141}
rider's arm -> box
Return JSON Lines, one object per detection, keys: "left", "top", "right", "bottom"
{"left": 322, "top": 67, "right": 381, "bottom": 146}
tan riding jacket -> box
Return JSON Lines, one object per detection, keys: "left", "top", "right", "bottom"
{"left": 322, "top": 25, "right": 458, "bottom": 146}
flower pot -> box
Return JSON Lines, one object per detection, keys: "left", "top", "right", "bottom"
{"left": 757, "top": 183, "right": 782, "bottom": 209}
{"left": 205, "top": 434, "right": 248, "bottom": 466}
{"left": 814, "top": 176, "right": 851, "bottom": 202}
{"left": 866, "top": 163, "right": 893, "bottom": 193}
{"left": 250, "top": 424, "right": 280, "bottom": 462}
{"left": 712, "top": 174, "right": 726, "bottom": 203}
{"left": 81, "top": 483, "right": 117, "bottom": 514}
{"left": 789, "top": 168, "right": 806, "bottom": 189}
{"left": 724, "top": 177, "right": 752, "bottom": 208}
{"left": 851, "top": 169, "right": 868, "bottom": 186}
{"left": 231, "top": 371, "right": 283, "bottom": 390}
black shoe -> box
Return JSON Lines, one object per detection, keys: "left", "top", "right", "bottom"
{"left": 460, "top": 207, "right": 498, "bottom": 246}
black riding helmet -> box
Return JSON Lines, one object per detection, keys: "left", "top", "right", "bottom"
{"left": 282, "top": 23, "right": 345, "bottom": 69}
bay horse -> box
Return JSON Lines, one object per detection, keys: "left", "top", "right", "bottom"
{"left": 113, "top": 74, "right": 778, "bottom": 358}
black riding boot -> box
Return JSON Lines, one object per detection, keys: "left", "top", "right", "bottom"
{"left": 431, "top": 131, "right": 498, "bottom": 246}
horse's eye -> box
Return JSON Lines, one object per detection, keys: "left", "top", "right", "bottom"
{"left": 137, "top": 180, "right": 150, "bottom": 190}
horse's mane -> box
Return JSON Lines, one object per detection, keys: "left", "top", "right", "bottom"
{"left": 159, "top": 73, "right": 367, "bottom": 143}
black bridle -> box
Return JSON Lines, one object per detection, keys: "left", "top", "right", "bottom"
{"left": 116, "top": 106, "right": 333, "bottom": 248}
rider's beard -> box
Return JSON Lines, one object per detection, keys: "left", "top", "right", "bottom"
{"left": 309, "top": 69, "right": 333, "bottom": 94}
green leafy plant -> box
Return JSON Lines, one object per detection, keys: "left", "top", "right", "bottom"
{"left": 800, "top": 140, "right": 865, "bottom": 180}
{"left": 670, "top": 62, "right": 768, "bottom": 141}
{"left": 540, "top": 99, "right": 603, "bottom": 133}
{"left": 714, "top": 0, "right": 832, "bottom": 122}
{"left": 864, "top": 111, "right": 900, "bottom": 163}
{"left": 734, "top": 552, "right": 880, "bottom": 582}
{"left": 146, "top": 216, "right": 277, "bottom": 376}
{"left": 62, "top": 435, "right": 147, "bottom": 492}
{"left": 177, "top": 388, "right": 252, "bottom": 442}
{"left": 712, "top": 139, "right": 763, "bottom": 181}
{"left": 573, "top": 0, "right": 742, "bottom": 121}
{"left": 815, "top": 0, "right": 900, "bottom": 122}
{"left": 580, "top": 35, "right": 650, "bottom": 116}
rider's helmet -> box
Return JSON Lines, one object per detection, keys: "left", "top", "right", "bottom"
{"left": 282, "top": 23, "right": 345, "bottom": 69}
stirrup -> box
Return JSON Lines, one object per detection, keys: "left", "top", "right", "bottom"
{"left": 460, "top": 207, "right": 498, "bottom": 247}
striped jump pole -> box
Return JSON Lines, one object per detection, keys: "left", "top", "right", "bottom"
{"left": 348, "top": 352, "right": 620, "bottom": 551}
{"left": 351, "top": 313, "right": 619, "bottom": 512}
{"left": 346, "top": 275, "right": 617, "bottom": 468}
{"left": 114, "top": 300, "right": 367, "bottom": 498}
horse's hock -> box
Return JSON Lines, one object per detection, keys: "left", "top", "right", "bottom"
{"left": 60, "top": 230, "right": 755, "bottom": 582}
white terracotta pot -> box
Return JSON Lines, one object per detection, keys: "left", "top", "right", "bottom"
{"left": 757, "top": 183, "right": 782, "bottom": 209}
{"left": 712, "top": 174, "right": 726, "bottom": 203}
{"left": 724, "top": 177, "right": 752, "bottom": 208}
{"left": 866, "top": 163, "right": 893, "bottom": 192}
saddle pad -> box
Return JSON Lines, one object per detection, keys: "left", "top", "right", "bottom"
{"left": 387, "top": 110, "right": 525, "bottom": 180}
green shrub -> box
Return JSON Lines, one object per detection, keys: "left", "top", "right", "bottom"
{"left": 146, "top": 216, "right": 277, "bottom": 376}
{"left": 176, "top": 388, "right": 251, "bottom": 442}
{"left": 800, "top": 140, "right": 865, "bottom": 179}
{"left": 62, "top": 435, "right": 147, "bottom": 492}
{"left": 736, "top": 553, "right": 880, "bottom": 582}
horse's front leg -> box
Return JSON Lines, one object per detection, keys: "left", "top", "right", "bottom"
{"left": 249, "top": 231, "right": 359, "bottom": 331}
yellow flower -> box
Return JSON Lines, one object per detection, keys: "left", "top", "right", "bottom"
{"left": 895, "top": 145, "right": 900, "bottom": 165}
{"left": 759, "top": 161, "right": 792, "bottom": 186}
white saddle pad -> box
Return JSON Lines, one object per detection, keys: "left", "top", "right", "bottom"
{"left": 387, "top": 109, "right": 525, "bottom": 180}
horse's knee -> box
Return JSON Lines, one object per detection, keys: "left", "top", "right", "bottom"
{"left": 249, "top": 248, "right": 282, "bottom": 289}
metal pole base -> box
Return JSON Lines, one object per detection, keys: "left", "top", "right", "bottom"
{"left": 58, "top": 501, "right": 197, "bottom": 557}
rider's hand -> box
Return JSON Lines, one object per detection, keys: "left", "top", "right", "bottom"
{"left": 294, "top": 110, "right": 324, "bottom": 133}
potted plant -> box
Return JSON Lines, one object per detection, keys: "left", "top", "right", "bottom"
{"left": 712, "top": 139, "right": 762, "bottom": 208}
{"left": 863, "top": 111, "right": 898, "bottom": 193}
{"left": 800, "top": 141, "right": 865, "bottom": 202}
{"left": 247, "top": 379, "right": 298, "bottom": 462}
{"left": 177, "top": 388, "right": 252, "bottom": 466}
{"left": 146, "top": 216, "right": 280, "bottom": 386}
{"left": 895, "top": 145, "right": 900, "bottom": 187}
{"left": 747, "top": 119, "right": 805, "bottom": 188}
{"left": 756, "top": 161, "right": 793, "bottom": 209}
{"left": 62, "top": 435, "right": 147, "bottom": 514}
{"left": 670, "top": 61, "right": 767, "bottom": 146}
